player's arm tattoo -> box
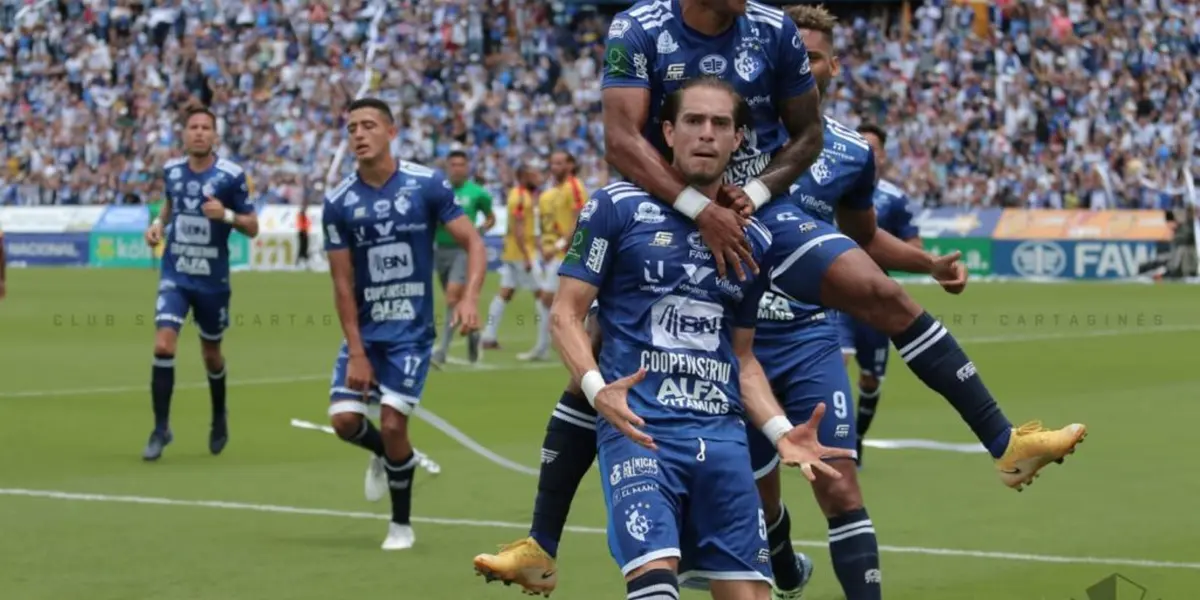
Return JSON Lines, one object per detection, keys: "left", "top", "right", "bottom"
{"left": 550, "top": 278, "right": 602, "bottom": 382}
{"left": 327, "top": 249, "right": 367, "bottom": 356}
{"left": 602, "top": 88, "right": 688, "bottom": 204}
{"left": 444, "top": 215, "right": 486, "bottom": 301}
{"left": 731, "top": 327, "right": 787, "bottom": 429}
{"left": 755, "top": 89, "right": 823, "bottom": 196}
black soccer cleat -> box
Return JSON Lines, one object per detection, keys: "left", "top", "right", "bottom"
{"left": 143, "top": 429, "right": 174, "bottom": 461}
{"left": 467, "top": 331, "right": 482, "bottom": 364}
{"left": 209, "top": 419, "right": 228, "bottom": 456}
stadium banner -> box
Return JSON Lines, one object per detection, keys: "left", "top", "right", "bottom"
{"left": 93, "top": 205, "right": 150, "bottom": 232}
{"left": 250, "top": 232, "right": 328, "bottom": 271}
{"left": 0, "top": 206, "right": 105, "bottom": 233}
{"left": 256, "top": 204, "right": 322, "bottom": 235}
{"left": 912, "top": 207, "right": 1003, "bottom": 238}
{"left": 923, "top": 237, "right": 993, "bottom": 276}
{"left": 4, "top": 232, "right": 90, "bottom": 266}
{"left": 992, "top": 209, "right": 1171, "bottom": 241}
{"left": 93, "top": 231, "right": 250, "bottom": 269}
{"left": 993, "top": 240, "right": 1160, "bottom": 280}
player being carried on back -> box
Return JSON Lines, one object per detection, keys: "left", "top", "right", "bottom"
{"left": 551, "top": 76, "right": 851, "bottom": 600}
{"left": 141, "top": 106, "right": 259, "bottom": 461}
{"left": 322, "top": 98, "right": 486, "bottom": 551}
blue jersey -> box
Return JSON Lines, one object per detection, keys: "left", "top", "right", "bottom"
{"left": 322, "top": 161, "right": 464, "bottom": 346}
{"left": 559, "top": 182, "right": 771, "bottom": 444}
{"left": 161, "top": 156, "right": 253, "bottom": 292}
{"left": 786, "top": 117, "right": 876, "bottom": 225}
{"left": 601, "top": 0, "right": 815, "bottom": 185}
{"left": 873, "top": 179, "right": 919, "bottom": 241}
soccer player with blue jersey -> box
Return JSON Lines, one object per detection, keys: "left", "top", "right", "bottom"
{"left": 474, "top": 1, "right": 826, "bottom": 592}
{"left": 142, "top": 106, "right": 259, "bottom": 461}
{"left": 846, "top": 123, "right": 921, "bottom": 465}
{"left": 556, "top": 77, "right": 849, "bottom": 600}
{"left": 323, "top": 98, "right": 486, "bottom": 550}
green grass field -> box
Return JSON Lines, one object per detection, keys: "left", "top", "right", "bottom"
{"left": 1, "top": 269, "right": 1197, "bottom": 600}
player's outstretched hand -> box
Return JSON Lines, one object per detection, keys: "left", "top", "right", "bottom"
{"left": 777, "top": 403, "right": 853, "bottom": 482}
{"left": 718, "top": 185, "right": 754, "bottom": 219}
{"left": 695, "top": 204, "right": 757, "bottom": 281}
{"left": 931, "top": 250, "right": 967, "bottom": 295}
{"left": 451, "top": 299, "right": 480, "bottom": 335}
{"left": 346, "top": 352, "right": 375, "bottom": 395}
{"left": 144, "top": 222, "right": 163, "bottom": 246}
{"left": 594, "top": 368, "right": 656, "bottom": 451}
{"left": 201, "top": 197, "right": 226, "bottom": 221}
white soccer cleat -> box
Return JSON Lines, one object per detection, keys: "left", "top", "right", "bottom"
{"left": 381, "top": 522, "right": 415, "bottom": 550}
{"left": 365, "top": 455, "right": 387, "bottom": 502}
{"left": 517, "top": 350, "right": 549, "bottom": 362}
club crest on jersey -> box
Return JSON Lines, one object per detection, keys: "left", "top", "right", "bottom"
{"left": 394, "top": 192, "right": 412, "bottom": 215}
{"left": 579, "top": 198, "right": 598, "bottom": 222}
{"left": 656, "top": 31, "right": 679, "bottom": 54}
{"left": 169, "top": 168, "right": 181, "bottom": 180}
{"left": 699, "top": 54, "right": 727, "bottom": 75}
{"left": 373, "top": 199, "right": 391, "bottom": 215}
{"left": 608, "top": 17, "right": 631, "bottom": 39}
{"left": 186, "top": 181, "right": 201, "bottom": 196}
{"left": 734, "top": 49, "right": 764, "bottom": 82}
{"left": 202, "top": 182, "right": 214, "bottom": 197}
{"left": 809, "top": 156, "right": 832, "bottom": 185}
{"left": 634, "top": 202, "right": 665, "bottom": 224}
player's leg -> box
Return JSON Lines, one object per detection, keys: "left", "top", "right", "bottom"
{"left": 374, "top": 343, "right": 433, "bottom": 550}
{"left": 452, "top": 250, "right": 482, "bottom": 362}
{"left": 474, "top": 313, "right": 602, "bottom": 591}
{"left": 193, "top": 291, "right": 232, "bottom": 455}
{"left": 819, "top": 248, "right": 1086, "bottom": 489}
{"left": 852, "top": 321, "right": 889, "bottom": 466}
{"left": 682, "top": 438, "right": 773, "bottom": 600}
{"left": 522, "top": 258, "right": 558, "bottom": 361}
{"left": 144, "top": 285, "right": 189, "bottom": 460}
{"left": 327, "top": 342, "right": 388, "bottom": 502}
{"left": 482, "top": 262, "right": 518, "bottom": 348}
{"left": 296, "top": 230, "right": 309, "bottom": 269}
{"left": 432, "top": 248, "right": 460, "bottom": 365}
{"left": 794, "top": 341, "right": 881, "bottom": 600}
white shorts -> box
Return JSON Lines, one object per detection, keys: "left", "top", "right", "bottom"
{"left": 498, "top": 260, "right": 543, "bottom": 291}
{"left": 540, "top": 257, "right": 563, "bottom": 293}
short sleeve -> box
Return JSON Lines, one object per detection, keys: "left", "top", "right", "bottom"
{"left": 476, "top": 188, "right": 495, "bottom": 216}
{"left": 775, "top": 19, "right": 816, "bottom": 100}
{"left": 428, "top": 172, "right": 465, "bottom": 225}
{"left": 322, "top": 197, "right": 349, "bottom": 251}
{"left": 601, "top": 16, "right": 654, "bottom": 90}
{"left": 893, "top": 196, "right": 920, "bottom": 241}
{"left": 229, "top": 173, "right": 254, "bottom": 214}
{"left": 841, "top": 152, "right": 877, "bottom": 213}
{"left": 733, "top": 274, "right": 768, "bottom": 330}
{"left": 558, "top": 194, "right": 618, "bottom": 288}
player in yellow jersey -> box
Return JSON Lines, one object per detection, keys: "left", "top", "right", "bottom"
{"left": 481, "top": 163, "right": 543, "bottom": 349}
{"left": 520, "top": 151, "right": 586, "bottom": 361}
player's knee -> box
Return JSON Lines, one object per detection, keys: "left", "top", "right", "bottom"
{"left": 153, "top": 336, "right": 177, "bottom": 357}
{"left": 862, "top": 277, "right": 917, "bottom": 334}
{"left": 859, "top": 373, "right": 880, "bottom": 394}
{"left": 330, "top": 412, "right": 365, "bottom": 440}
{"left": 499, "top": 289, "right": 515, "bottom": 302}
{"left": 379, "top": 409, "right": 412, "bottom": 454}
{"left": 625, "top": 562, "right": 678, "bottom": 584}
{"left": 813, "top": 462, "right": 863, "bottom": 517}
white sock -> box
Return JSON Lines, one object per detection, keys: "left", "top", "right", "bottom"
{"left": 534, "top": 302, "right": 550, "bottom": 354}
{"left": 483, "top": 296, "right": 506, "bottom": 342}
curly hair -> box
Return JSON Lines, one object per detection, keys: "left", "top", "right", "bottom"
{"left": 785, "top": 4, "right": 837, "bottom": 39}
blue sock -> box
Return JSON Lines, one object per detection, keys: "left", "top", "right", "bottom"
{"left": 827, "top": 508, "right": 882, "bottom": 600}
{"left": 891, "top": 312, "right": 1012, "bottom": 457}
{"left": 767, "top": 503, "right": 803, "bottom": 591}
{"left": 385, "top": 452, "right": 418, "bottom": 525}
{"left": 626, "top": 569, "right": 678, "bottom": 600}
{"left": 208, "top": 366, "right": 227, "bottom": 421}
{"left": 151, "top": 353, "right": 175, "bottom": 433}
{"left": 529, "top": 390, "right": 597, "bottom": 558}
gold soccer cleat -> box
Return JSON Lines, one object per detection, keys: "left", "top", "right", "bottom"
{"left": 473, "top": 537, "right": 558, "bottom": 597}
{"left": 995, "top": 421, "right": 1087, "bottom": 491}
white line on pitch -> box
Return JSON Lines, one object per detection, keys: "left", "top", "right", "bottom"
{"left": 2, "top": 325, "right": 1194, "bottom": 400}
{"left": 0, "top": 488, "right": 1196, "bottom": 571}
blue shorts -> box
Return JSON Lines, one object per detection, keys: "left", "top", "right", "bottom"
{"left": 328, "top": 341, "right": 432, "bottom": 417}
{"left": 833, "top": 310, "right": 856, "bottom": 355}
{"left": 155, "top": 284, "right": 230, "bottom": 342}
{"left": 748, "top": 325, "right": 858, "bottom": 478}
{"left": 599, "top": 436, "right": 772, "bottom": 588}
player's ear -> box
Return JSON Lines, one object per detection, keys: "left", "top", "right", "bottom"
{"left": 662, "top": 120, "right": 676, "bottom": 149}
{"left": 733, "top": 125, "right": 745, "bottom": 151}
{"left": 830, "top": 55, "right": 842, "bottom": 78}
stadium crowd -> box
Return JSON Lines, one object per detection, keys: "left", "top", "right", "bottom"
{"left": 0, "top": 0, "right": 1196, "bottom": 209}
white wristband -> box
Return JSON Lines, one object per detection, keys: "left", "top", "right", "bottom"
{"left": 222, "top": 209, "right": 235, "bottom": 224}
{"left": 580, "top": 369, "right": 607, "bottom": 408}
{"left": 743, "top": 178, "right": 772, "bottom": 211}
{"left": 152, "top": 217, "right": 163, "bottom": 227}
{"left": 674, "top": 187, "right": 712, "bottom": 220}
{"left": 762, "top": 415, "right": 793, "bottom": 448}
